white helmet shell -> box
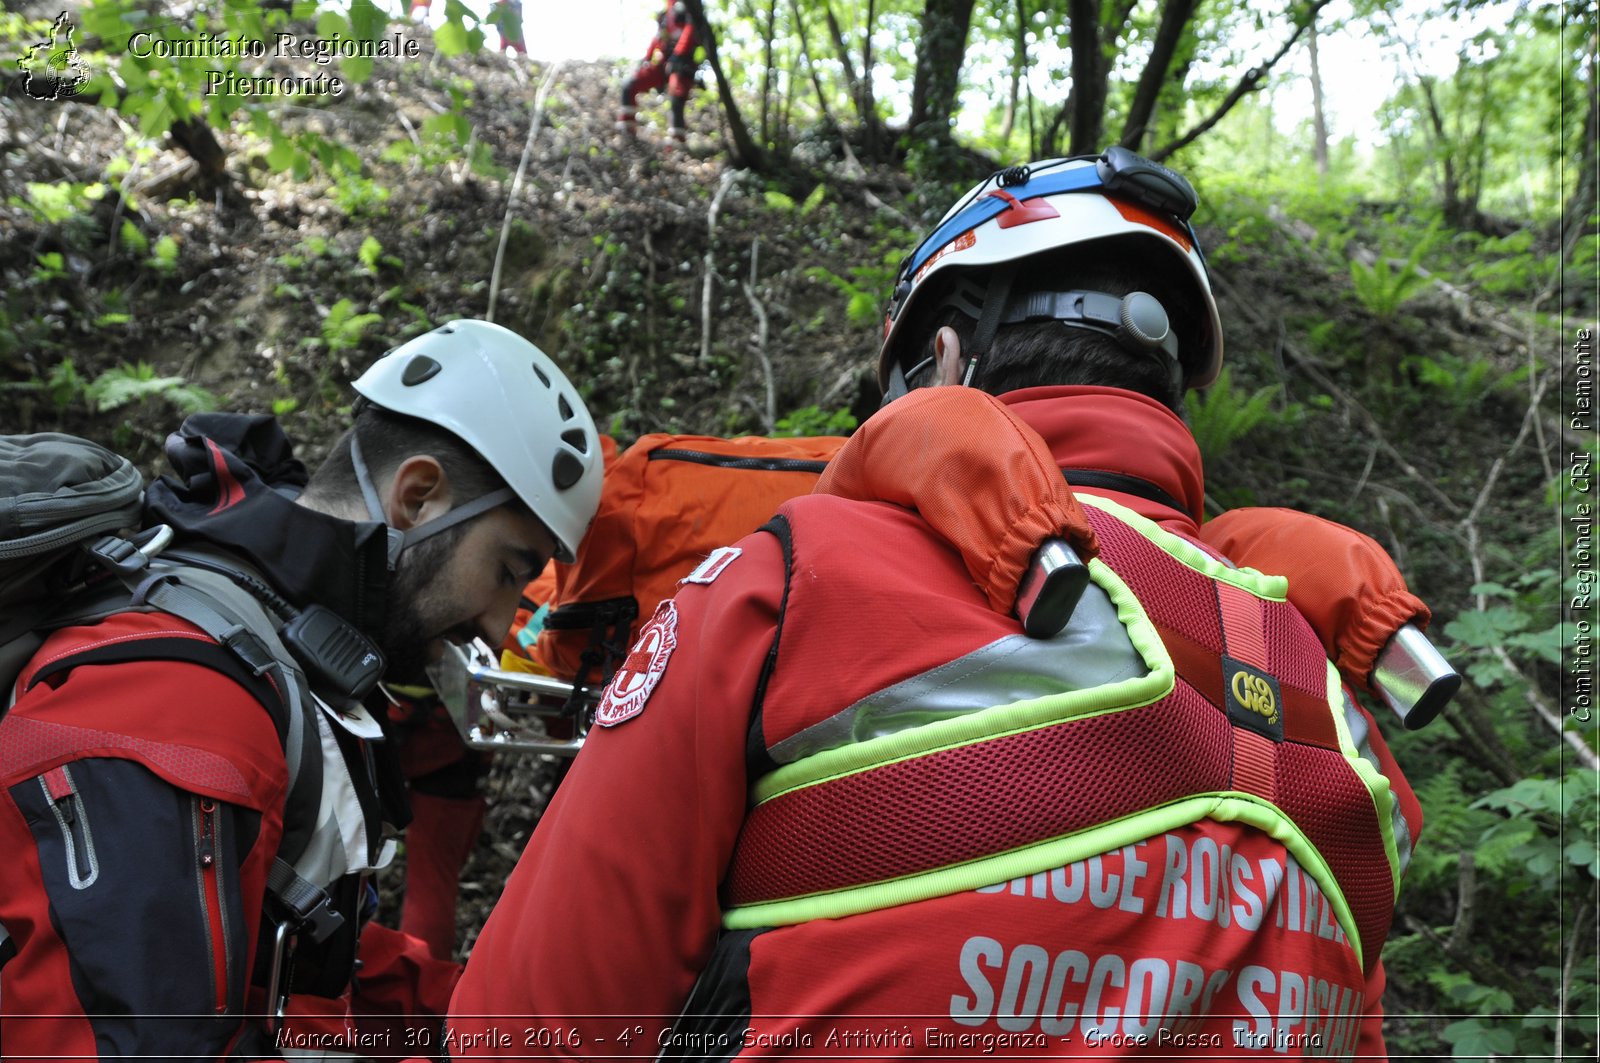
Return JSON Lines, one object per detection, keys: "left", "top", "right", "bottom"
{"left": 878, "top": 151, "right": 1223, "bottom": 392}
{"left": 353, "top": 320, "right": 602, "bottom": 563}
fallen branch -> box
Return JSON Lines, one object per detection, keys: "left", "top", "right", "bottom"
{"left": 1462, "top": 370, "right": 1597, "bottom": 772}
{"left": 700, "top": 169, "right": 737, "bottom": 363}
{"left": 1559, "top": 897, "right": 1595, "bottom": 1055}
{"left": 488, "top": 60, "right": 563, "bottom": 324}
{"left": 741, "top": 235, "right": 776, "bottom": 433}
{"left": 1446, "top": 852, "right": 1477, "bottom": 951}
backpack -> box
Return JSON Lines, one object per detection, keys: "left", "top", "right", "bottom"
{"left": 527, "top": 433, "right": 846, "bottom": 696}
{"left": 0, "top": 432, "right": 362, "bottom": 945}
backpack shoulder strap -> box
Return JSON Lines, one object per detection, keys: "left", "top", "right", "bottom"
{"left": 133, "top": 561, "right": 324, "bottom": 868}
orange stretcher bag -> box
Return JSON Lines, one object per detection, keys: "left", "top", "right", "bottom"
{"left": 521, "top": 433, "right": 846, "bottom": 693}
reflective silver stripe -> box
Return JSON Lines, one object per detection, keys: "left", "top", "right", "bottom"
{"left": 1343, "top": 688, "right": 1413, "bottom": 875}
{"left": 40, "top": 766, "right": 98, "bottom": 891}
{"left": 768, "top": 581, "right": 1147, "bottom": 764}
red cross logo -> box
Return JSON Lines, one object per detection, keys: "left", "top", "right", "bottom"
{"left": 595, "top": 601, "right": 679, "bottom": 727}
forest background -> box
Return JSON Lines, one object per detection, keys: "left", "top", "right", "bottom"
{"left": 1, "top": 0, "right": 1595, "bottom": 1056}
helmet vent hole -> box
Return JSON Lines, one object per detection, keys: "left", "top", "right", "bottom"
{"left": 400, "top": 355, "right": 442, "bottom": 386}
{"left": 552, "top": 450, "right": 584, "bottom": 490}
{"left": 532, "top": 363, "right": 551, "bottom": 387}
{"left": 558, "top": 394, "right": 574, "bottom": 420}
{"left": 560, "top": 428, "right": 589, "bottom": 454}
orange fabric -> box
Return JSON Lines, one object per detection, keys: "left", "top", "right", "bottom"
{"left": 1200, "top": 507, "right": 1431, "bottom": 693}
{"left": 532, "top": 433, "right": 846, "bottom": 681}
{"left": 816, "top": 388, "right": 1098, "bottom": 615}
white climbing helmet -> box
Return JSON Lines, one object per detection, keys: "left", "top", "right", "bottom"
{"left": 352, "top": 319, "right": 602, "bottom": 563}
{"left": 878, "top": 147, "right": 1223, "bottom": 393}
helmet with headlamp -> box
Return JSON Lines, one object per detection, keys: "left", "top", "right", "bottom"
{"left": 878, "top": 147, "right": 1223, "bottom": 397}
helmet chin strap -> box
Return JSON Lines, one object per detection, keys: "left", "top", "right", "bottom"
{"left": 962, "top": 264, "right": 1017, "bottom": 390}
{"left": 350, "top": 434, "right": 516, "bottom": 571}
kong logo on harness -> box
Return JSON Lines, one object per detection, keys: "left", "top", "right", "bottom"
{"left": 1223, "top": 656, "right": 1283, "bottom": 742}
{"left": 595, "top": 600, "right": 678, "bottom": 727}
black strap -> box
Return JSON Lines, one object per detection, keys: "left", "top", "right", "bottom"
{"left": 966, "top": 264, "right": 1017, "bottom": 388}
{"left": 744, "top": 515, "right": 793, "bottom": 781}
{"left": 266, "top": 857, "right": 346, "bottom": 944}
{"left": 1061, "top": 468, "right": 1196, "bottom": 522}
{"left": 546, "top": 597, "right": 639, "bottom": 713}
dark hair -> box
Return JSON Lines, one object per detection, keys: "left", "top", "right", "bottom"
{"left": 901, "top": 239, "right": 1202, "bottom": 412}
{"left": 300, "top": 402, "right": 511, "bottom": 512}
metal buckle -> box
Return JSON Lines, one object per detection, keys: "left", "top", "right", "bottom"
{"left": 428, "top": 640, "right": 591, "bottom": 756}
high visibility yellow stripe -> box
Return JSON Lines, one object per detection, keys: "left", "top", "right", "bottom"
{"left": 750, "top": 556, "right": 1173, "bottom": 804}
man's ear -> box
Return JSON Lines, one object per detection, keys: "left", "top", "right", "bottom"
{"left": 384, "top": 455, "right": 453, "bottom": 531}
{"left": 934, "top": 327, "right": 965, "bottom": 387}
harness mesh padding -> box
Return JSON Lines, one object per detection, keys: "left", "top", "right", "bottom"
{"left": 725, "top": 504, "right": 1397, "bottom": 970}
{"left": 726, "top": 685, "right": 1229, "bottom": 906}
{"left": 1273, "top": 741, "right": 1393, "bottom": 958}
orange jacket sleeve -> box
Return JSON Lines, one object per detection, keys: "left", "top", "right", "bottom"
{"left": 815, "top": 387, "right": 1098, "bottom": 616}
{"left": 1199, "top": 507, "right": 1431, "bottom": 694}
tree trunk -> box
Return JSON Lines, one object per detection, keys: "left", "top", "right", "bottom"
{"left": 167, "top": 117, "right": 230, "bottom": 185}
{"left": 1152, "top": 0, "right": 1334, "bottom": 161}
{"left": 999, "top": 0, "right": 1028, "bottom": 146}
{"left": 1119, "top": 0, "right": 1199, "bottom": 151}
{"left": 1562, "top": 41, "right": 1598, "bottom": 261}
{"left": 908, "top": 0, "right": 977, "bottom": 141}
{"left": 1066, "top": 0, "right": 1105, "bottom": 153}
{"left": 822, "top": 2, "right": 864, "bottom": 118}
{"left": 861, "top": 0, "right": 880, "bottom": 157}
{"left": 792, "top": 0, "right": 839, "bottom": 131}
{"left": 760, "top": 0, "right": 778, "bottom": 147}
{"left": 681, "top": 0, "right": 771, "bottom": 171}
{"left": 1307, "top": 8, "right": 1329, "bottom": 180}
{"left": 1416, "top": 74, "right": 1464, "bottom": 225}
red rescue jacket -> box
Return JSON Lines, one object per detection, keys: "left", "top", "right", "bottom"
{"left": 449, "top": 387, "right": 1422, "bottom": 1059}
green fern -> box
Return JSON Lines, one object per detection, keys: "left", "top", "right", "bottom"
{"left": 1182, "top": 367, "right": 1287, "bottom": 463}
{"left": 86, "top": 361, "right": 217, "bottom": 414}
{"left": 1349, "top": 228, "right": 1438, "bottom": 319}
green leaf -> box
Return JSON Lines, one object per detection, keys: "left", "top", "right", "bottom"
{"left": 845, "top": 291, "right": 877, "bottom": 326}
{"left": 267, "top": 137, "right": 298, "bottom": 172}
{"left": 348, "top": 0, "right": 387, "bottom": 40}
{"left": 1565, "top": 839, "right": 1600, "bottom": 875}
{"left": 763, "top": 190, "right": 796, "bottom": 211}
{"left": 342, "top": 55, "right": 373, "bottom": 84}
{"left": 358, "top": 236, "right": 383, "bottom": 273}
{"left": 800, "top": 184, "right": 827, "bottom": 215}
{"left": 119, "top": 221, "right": 148, "bottom": 255}
{"left": 150, "top": 235, "right": 179, "bottom": 270}
{"left": 434, "top": 18, "right": 470, "bottom": 55}
{"left": 1441, "top": 1018, "right": 1518, "bottom": 1057}
{"left": 1444, "top": 607, "right": 1528, "bottom": 647}
{"left": 137, "top": 92, "right": 175, "bottom": 137}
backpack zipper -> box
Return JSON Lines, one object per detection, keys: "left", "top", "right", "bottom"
{"left": 192, "top": 796, "right": 232, "bottom": 1014}
{"left": 37, "top": 766, "right": 97, "bottom": 889}
{"left": 647, "top": 449, "right": 830, "bottom": 474}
